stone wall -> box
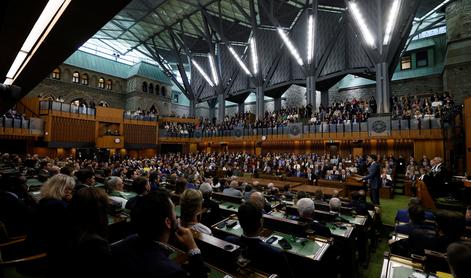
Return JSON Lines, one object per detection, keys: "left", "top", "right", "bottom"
{"left": 443, "top": 0, "right": 471, "bottom": 104}
{"left": 28, "top": 78, "right": 126, "bottom": 108}
{"left": 329, "top": 75, "right": 444, "bottom": 104}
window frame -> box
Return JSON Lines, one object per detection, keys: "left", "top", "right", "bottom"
{"left": 400, "top": 55, "right": 412, "bottom": 70}
{"left": 98, "top": 77, "right": 105, "bottom": 89}
{"left": 106, "top": 79, "right": 113, "bottom": 90}
{"left": 52, "top": 68, "right": 61, "bottom": 79}
{"left": 72, "top": 71, "right": 80, "bottom": 83}
{"left": 81, "top": 73, "right": 89, "bottom": 85}
{"left": 416, "top": 50, "right": 428, "bottom": 68}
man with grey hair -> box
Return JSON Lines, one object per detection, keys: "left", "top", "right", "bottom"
{"left": 248, "top": 191, "right": 272, "bottom": 213}
{"left": 427, "top": 156, "right": 448, "bottom": 198}
{"left": 329, "top": 197, "right": 342, "bottom": 213}
{"left": 296, "top": 198, "right": 332, "bottom": 237}
{"left": 199, "top": 182, "right": 221, "bottom": 225}
{"left": 223, "top": 180, "right": 243, "bottom": 198}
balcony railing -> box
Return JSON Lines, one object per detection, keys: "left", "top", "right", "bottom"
{"left": 159, "top": 117, "right": 443, "bottom": 139}
{"left": 123, "top": 112, "right": 158, "bottom": 122}
{"left": 0, "top": 117, "right": 44, "bottom": 135}
{"left": 39, "top": 100, "right": 96, "bottom": 116}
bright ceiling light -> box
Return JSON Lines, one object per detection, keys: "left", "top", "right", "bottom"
{"left": 307, "top": 15, "right": 315, "bottom": 64}
{"left": 383, "top": 0, "right": 401, "bottom": 45}
{"left": 192, "top": 59, "right": 214, "bottom": 87}
{"left": 3, "top": 0, "right": 71, "bottom": 84}
{"left": 277, "top": 28, "right": 304, "bottom": 66}
{"left": 228, "top": 47, "right": 252, "bottom": 76}
{"left": 208, "top": 55, "right": 219, "bottom": 86}
{"left": 348, "top": 1, "right": 376, "bottom": 47}
{"left": 250, "top": 37, "right": 259, "bottom": 74}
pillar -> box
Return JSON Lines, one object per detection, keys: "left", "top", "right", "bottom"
{"left": 306, "top": 75, "right": 317, "bottom": 111}
{"left": 209, "top": 106, "right": 216, "bottom": 121}
{"left": 375, "top": 62, "right": 391, "bottom": 114}
{"left": 321, "top": 89, "right": 329, "bottom": 109}
{"left": 238, "top": 102, "right": 245, "bottom": 114}
{"left": 274, "top": 97, "right": 282, "bottom": 112}
{"left": 255, "top": 86, "right": 264, "bottom": 119}
{"left": 189, "top": 99, "right": 196, "bottom": 118}
{"left": 217, "top": 92, "right": 225, "bottom": 123}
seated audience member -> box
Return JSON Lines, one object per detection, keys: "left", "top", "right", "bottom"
{"left": 180, "top": 189, "right": 212, "bottom": 235}
{"left": 313, "top": 189, "right": 325, "bottom": 203}
{"left": 174, "top": 178, "right": 187, "bottom": 195}
{"left": 0, "top": 174, "right": 35, "bottom": 237}
{"left": 57, "top": 187, "right": 112, "bottom": 277}
{"left": 282, "top": 185, "right": 294, "bottom": 200}
{"left": 112, "top": 191, "right": 208, "bottom": 277}
{"left": 350, "top": 190, "right": 374, "bottom": 216}
{"left": 296, "top": 191, "right": 308, "bottom": 202}
{"left": 226, "top": 202, "right": 293, "bottom": 278}
{"left": 30, "top": 174, "right": 75, "bottom": 255}
{"left": 329, "top": 197, "right": 342, "bottom": 213}
{"left": 199, "top": 182, "right": 221, "bottom": 226}
{"left": 447, "top": 241, "right": 471, "bottom": 278}
{"left": 395, "top": 205, "right": 433, "bottom": 235}
{"left": 248, "top": 191, "right": 272, "bottom": 213}
{"left": 296, "top": 198, "right": 332, "bottom": 237}
{"left": 243, "top": 185, "right": 254, "bottom": 201}
{"left": 106, "top": 176, "right": 128, "bottom": 209}
{"left": 223, "top": 180, "right": 243, "bottom": 198}
{"left": 409, "top": 210, "right": 464, "bottom": 254}
{"left": 125, "top": 176, "right": 150, "bottom": 210}
{"left": 74, "top": 168, "right": 95, "bottom": 192}
{"left": 395, "top": 197, "right": 434, "bottom": 223}
{"left": 149, "top": 171, "right": 159, "bottom": 192}
{"left": 331, "top": 190, "right": 340, "bottom": 198}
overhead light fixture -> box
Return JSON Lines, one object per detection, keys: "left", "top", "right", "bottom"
{"left": 208, "top": 55, "right": 219, "bottom": 86}
{"left": 277, "top": 28, "right": 304, "bottom": 66}
{"left": 192, "top": 59, "right": 214, "bottom": 87}
{"left": 347, "top": 1, "right": 376, "bottom": 48}
{"left": 383, "top": 0, "right": 401, "bottom": 45}
{"left": 3, "top": 0, "right": 72, "bottom": 85}
{"left": 228, "top": 46, "right": 252, "bottom": 76}
{"left": 307, "top": 14, "right": 315, "bottom": 64}
{"left": 250, "top": 37, "right": 259, "bottom": 74}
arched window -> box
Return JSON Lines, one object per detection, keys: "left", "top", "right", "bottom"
{"left": 156, "top": 84, "right": 160, "bottom": 95}
{"left": 81, "top": 73, "right": 89, "bottom": 85}
{"left": 72, "top": 71, "right": 80, "bottom": 83}
{"left": 142, "top": 82, "right": 148, "bottom": 92}
{"left": 106, "top": 79, "right": 112, "bottom": 90}
{"left": 98, "top": 77, "right": 105, "bottom": 89}
{"left": 161, "top": 86, "right": 166, "bottom": 97}
{"left": 52, "top": 68, "right": 60, "bottom": 79}
{"left": 149, "top": 83, "right": 154, "bottom": 93}
{"left": 98, "top": 100, "right": 110, "bottom": 107}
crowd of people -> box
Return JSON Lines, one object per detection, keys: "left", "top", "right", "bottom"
{"left": 391, "top": 92, "right": 459, "bottom": 122}
{"left": 0, "top": 150, "right": 468, "bottom": 277}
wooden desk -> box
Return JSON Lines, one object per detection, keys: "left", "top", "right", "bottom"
{"left": 212, "top": 216, "right": 331, "bottom": 262}
{"left": 291, "top": 185, "right": 344, "bottom": 197}
{"left": 232, "top": 177, "right": 302, "bottom": 189}
{"left": 380, "top": 252, "right": 427, "bottom": 278}
{"left": 464, "top": 180, "right": 471, "bottom": 188}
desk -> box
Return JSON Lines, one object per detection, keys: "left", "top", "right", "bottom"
{"left": 291, "top": 185, "right": 344, "bottom": 197}
{"left": 268, "top": 210, "right": 354, "bottom": 239}
{"left": 380, "top": 253, "right": 432, "bottom": 278}
{"left": 212, "top": 217, "right": 330, "bottom": 261}
{"left": 232, "top": 177, "right": 302, "bottom": 189}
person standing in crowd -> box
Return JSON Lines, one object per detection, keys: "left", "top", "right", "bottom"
{"left": 362, "top": 154, "right": 381, "bottom": 205}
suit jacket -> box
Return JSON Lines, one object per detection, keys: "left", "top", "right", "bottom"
{"left": 363, "top": 162, "right": 381, "bottom": 189}
{"left": 225, "top": 235, "right": 293, "bottom": 278}
{"left": 0, "top": 191, "right": 33, "bottom": 237}
{"left": 112, "top": 234, "right": 208, "bottom": 278}
{"left": 299, "top": 218, "right": 332, "bottom": 238}
{"left": 201, "top": 197, "right": 222, "bottom": 226}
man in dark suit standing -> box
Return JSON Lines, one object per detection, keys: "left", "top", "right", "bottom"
{"left": 362, "top": 154, "right": 381, "bottom": 205}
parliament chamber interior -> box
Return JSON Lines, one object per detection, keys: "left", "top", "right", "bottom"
{"left": 1, "top": 0, "right": 471, "bottom": 277}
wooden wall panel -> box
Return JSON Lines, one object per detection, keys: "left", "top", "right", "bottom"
{"left": 50, "top": 117, "right": 95, "bottom": 143}
{"left": 123, "top": 124, "right": 157, "bottom": 145}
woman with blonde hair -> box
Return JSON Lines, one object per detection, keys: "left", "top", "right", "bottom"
{"left": 180, "top": 189, "right": 212, "bottom": 235}
{"left": 30, "top": 174, "right": 75, "bottom": 257}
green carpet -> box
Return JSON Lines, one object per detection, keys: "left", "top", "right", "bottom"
{"left": 358, "top": 195, "right": 410, "bottom": 278}
{"left": 371, "top": 195, "right": 411, "bottom": 226}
